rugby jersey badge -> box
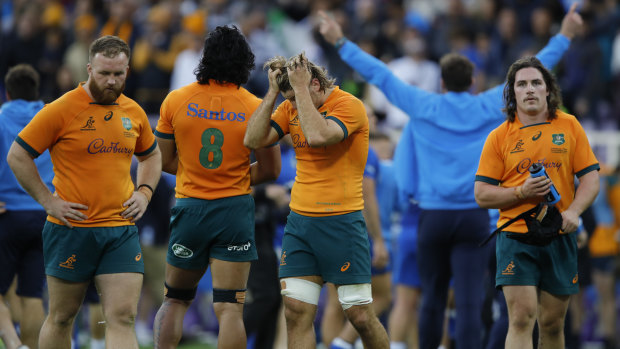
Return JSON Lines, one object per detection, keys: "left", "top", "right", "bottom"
{"left": 121, "top": 117, "right": 132, "bottom": 130}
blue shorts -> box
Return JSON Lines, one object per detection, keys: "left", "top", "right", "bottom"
{"left": 0, "top": 210, "right": 46, "bottom": 298}
{"left": 43, "top": 222, "right": 143, "bottom": 282}
{"left": 393, "top": 203, "right": 421, "bottom": 288}
{"left": 167, "top": 196, "right": 257, "bottom": 270}
{"left": 393, "top": 223, "right": 421, "bottom": 288}
{"left": 279, "top": 211, "right": 371, "bottom": 285}
{"left": 591, "top": 256, "right": 615, "bottom": 273}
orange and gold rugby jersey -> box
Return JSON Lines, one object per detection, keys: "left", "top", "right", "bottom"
{"left": 17, "top": 84, "right": 157, "bottom": 227}
{"left": 271, "top": 86, "right": 368, "bottom": 216}
{"left": 476, "top": 111, "right": 599, "bottom": 233}
{"left": 156, "top": 81, "right": 261, "bottom": 200}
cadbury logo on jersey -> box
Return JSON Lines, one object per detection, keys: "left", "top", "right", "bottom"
{"left": 87, "top": 138, "right": 133, "bottom": 156}
{"left": 516, "top": 158, "right": 562, "bottom": 174}
{"left": 186, "top": 103, "right": 246, "bottom": 122}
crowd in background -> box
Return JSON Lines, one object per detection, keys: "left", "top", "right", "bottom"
{"left": 1, "top": 0, "right": 620, "bottom": 131}
{"left": 2, "top": 0, "right": 620, "bottom": 348}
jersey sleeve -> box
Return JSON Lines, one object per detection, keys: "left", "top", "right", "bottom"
{"left": 270, "top": 102, "right": 290, "bottom": 138}
{"left": 17, "top": 103, "right": 65, "bottom": 157}
{"left": 155, "top": 95, "right": 174, "bottom": 139}
{"left": 475, "top": 128, "right": 505, "bottom": 185}
{"left": 325, "top": 97, "right": 366, "bottom": 140}
{"left": 572, "top": 120, "right": 599, "bottom": 177}
{"left": 134, "top": 107, "right": 157, "bottom": 156}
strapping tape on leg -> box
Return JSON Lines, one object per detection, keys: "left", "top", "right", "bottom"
{"left": 164, "top": 282, "right": 197, "bottom": 301}
{"left": 213, "top": 288, "right": 246, "bottom": 304}
{"left": 338, "top": 283, "right": 372, "bottom": 310}
{"left": 280, "top": 278, "right": 321, "bottom": 305}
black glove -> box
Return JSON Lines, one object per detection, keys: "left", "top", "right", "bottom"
{"left": 506, "top": 203, "right": 563, "bottom": 246}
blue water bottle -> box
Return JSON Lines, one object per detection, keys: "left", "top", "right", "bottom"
{"left": 529, "top": 163, "right": 561, "bottom": 205}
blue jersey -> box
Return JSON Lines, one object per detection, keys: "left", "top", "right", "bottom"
{"left": 0, "top": 99, "right": 53, "bottom": 210}
{"left": 338, "top": 34, "right": 571, "bottom": 210}
{"left": 363, "top": 147, "right": 379, "bottom": 180}
{"left": 275, "top": 143, "right": 296, "bottom": 190}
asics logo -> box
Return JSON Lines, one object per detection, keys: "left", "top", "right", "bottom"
{"left": 340, "top": 262, "right": 351, "bottom": 272}
{"left": 532, "top": 131, "right": 542, "bottom": 141}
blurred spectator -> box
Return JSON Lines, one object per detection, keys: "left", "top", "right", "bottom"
{"left": 63, "top": 14, "right": 98, "bottom": 87}
{"left": 100, "top": 0, "right": 140, "bottom": 48}
{"left": 0, "top": 3, "right": 45, "bottom": 101}
{"left": 368, "top": 24, "right": 440, "bottom": 131}
{"left": 132, "top": 3, "right": 185, "bottom": 114}
{"left": 170, "top": 10, "right": 207, "bottom": 91}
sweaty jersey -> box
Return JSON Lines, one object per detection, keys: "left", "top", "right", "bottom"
{"left": 270, "top": 86, "right": 368, "bottom": 216}
{"left": 155, "top": 81, "right": 261, "bottom": 200}
{"left": 475, "top": 110, "right": 599, "bottom": 233}
{"left": 17, "top": 84, "right": 157, "bottom": 227}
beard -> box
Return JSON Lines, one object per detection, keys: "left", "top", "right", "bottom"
{"left": 88, "top": 79, "right": 125, "bottom": 104}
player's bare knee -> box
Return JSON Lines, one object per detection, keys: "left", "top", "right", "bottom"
{"left": 538, "top": 316, "right": 564, "bottom": 336}
{"left": 103, "top": 305, "right": 137, "bottom": 327}
{"left": 50, "top": 306, "right": 81, "bottom": 327}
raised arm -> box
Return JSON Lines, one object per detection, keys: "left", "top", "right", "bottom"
{"left": 536, "top": 3, "right": 582, "bottom": 69}
{"left": 318, "top": 11, "right": 428, "bottom": 115}
{"left": 244, "top": 68, "right": 282, "bottom": 149}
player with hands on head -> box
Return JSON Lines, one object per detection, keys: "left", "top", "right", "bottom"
{"left": 245, "top": 51, "right": 389, "bottom": 349}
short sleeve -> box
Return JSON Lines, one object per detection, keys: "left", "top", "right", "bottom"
{"left": 475, "top": 129, "right": 505, "bottom": 185}
{"left": 572, "top": 120, "right": 599, "bottom": 177}
{"left": 155, "top": 96, "right": 174, "bottom": 139}
{"left": 134, "top": 107, "right": 157, "bottom": 156}
{"left": 271, "top": 102, "right": 291, "bottom": 137}
{"left": 325, "top": 97, "right": 366, "bottom": 139}
{"left": 17, "top": 104, "right": 64, "bottom": 156}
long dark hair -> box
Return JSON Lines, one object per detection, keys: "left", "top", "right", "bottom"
{"left": 195, "top": 25, "right": 255, "bottom": 86}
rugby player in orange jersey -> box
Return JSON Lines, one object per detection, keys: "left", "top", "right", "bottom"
{"left": 475, "top": 56, "right": 599, "bottom": 349}
{"left": 7, "top": 36, "right": 161, "bottom": 349}
{"left": 244, "top": 52, "right": 389, "bottom": 349}
{"left": 152, "top": 25, "right": 280, "bottom": 349}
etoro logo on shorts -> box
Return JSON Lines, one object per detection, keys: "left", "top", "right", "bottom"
{"left": 228, "top": 242, "right": 251, "bottom": 251}
{"left": 172, "top": 243, "right": 193, "bottom": 258}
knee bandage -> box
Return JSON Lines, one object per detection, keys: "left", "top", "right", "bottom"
{"left": 164, "top": 282, "right": 197, "bottom": 301}
{"left": 337, "top": 283, "right": 373, "bottom": 310}
{"left": 280, "top": 278, "right": 321, "bottom": 305}
{"left": 212, "top": 288, "right": 246, "bottom": 304}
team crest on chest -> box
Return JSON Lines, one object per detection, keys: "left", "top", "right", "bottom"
{"left": 552, "top": 133, "right": 565, "bottom": 145}
{"left": 121, "top": 117, "right": 132, "bottom": 130}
